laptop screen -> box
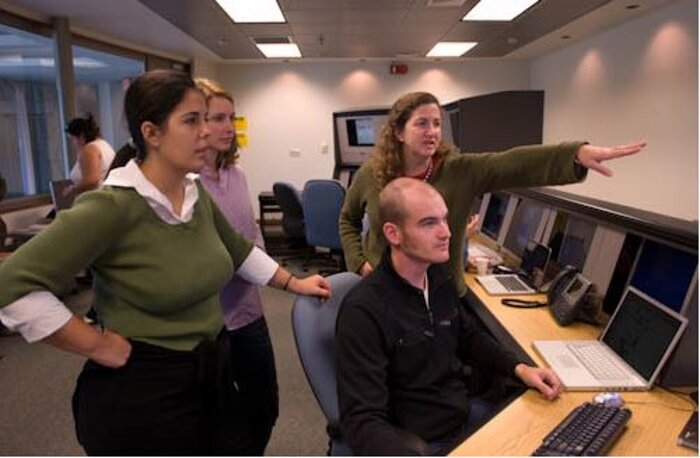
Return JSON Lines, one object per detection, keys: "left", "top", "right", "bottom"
{"left": 602, "top": 287, "right": 687, "bottom": 381}
{"left": 50, "top": 180, "right": 74, "bottom": 211}
{"left": 520, "top": 240, "right": 551, "bottom": 277}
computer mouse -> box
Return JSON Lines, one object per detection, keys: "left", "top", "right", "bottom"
{"left": 592, "top": 392, "right": 624, "bottom": 408}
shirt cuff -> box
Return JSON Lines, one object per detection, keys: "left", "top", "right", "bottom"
{"left": 0, "top": 291, "right": 73, "bottom": 343}
{"left": 237, "top": 246, "right": 279, "bottom": 285}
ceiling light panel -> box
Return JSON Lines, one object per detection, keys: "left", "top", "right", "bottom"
{"left": 255, "top": 43, "right": 302, "bottom": 58}
{"left": 462, "top": 0, "right": 539, "bottom": 21}
{"left": 426, "top": 42, "right": 477, "bottom": 57}
{"left": 215, "top": 0, "right": 285, "bottom": 23}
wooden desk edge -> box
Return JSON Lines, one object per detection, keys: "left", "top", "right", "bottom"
{"left": 449, "top": 273, "right": 696, "bottom": 456}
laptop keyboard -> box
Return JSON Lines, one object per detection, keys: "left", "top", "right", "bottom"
{"left": 567, "top": 343, "right": 631, "bottom": 381}
{"left": 496, "top": 275, "right": 530, "bottom": 292}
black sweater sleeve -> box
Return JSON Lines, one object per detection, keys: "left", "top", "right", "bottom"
{"left": 456, "top": 307, "right": 523, "bottom": 377}
{"left": 336, "top": 297, "right": 430, "bottom": 456}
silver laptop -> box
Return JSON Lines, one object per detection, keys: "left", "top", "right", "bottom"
{"left": 533, "top": 287, "right": 688, "bottom": 391}
{"left": 475, "top": 240, "right": 551, "bottom": 295}
{"left": 49, "top": 179, "right": 74, "bottom": 211}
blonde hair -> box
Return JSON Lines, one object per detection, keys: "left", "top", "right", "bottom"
{"left": 369, "top": 92, "right": 455, "bottom": 189}
{"left": 194, "top": 77, "right": 239, "bottom": 169}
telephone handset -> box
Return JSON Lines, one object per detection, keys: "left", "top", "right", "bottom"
{"left": 546, "top": 266, "right": 593, "bottom": 326}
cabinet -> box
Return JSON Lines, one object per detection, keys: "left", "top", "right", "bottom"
{"left": 445, "top": 90, "right": 544, "bottom": 152}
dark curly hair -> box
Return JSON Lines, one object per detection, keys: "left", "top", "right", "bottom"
{"left": 65, "top": 114, "right": 100, "bottom": 143}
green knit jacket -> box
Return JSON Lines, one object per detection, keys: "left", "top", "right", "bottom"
{"left": 339, "top": 142, "right": 588, "bottom": 297}
{"left": 0, "top": 184, "right": 253, "bottom": 351}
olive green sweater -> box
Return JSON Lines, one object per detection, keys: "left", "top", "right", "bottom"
{"left": 339, "top": 142, "right": 588, "bottom": 297}
{"left": 0, "top": 185, "right": 253, "bottom": 351}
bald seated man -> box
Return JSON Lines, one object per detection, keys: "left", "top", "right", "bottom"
{"left": 336, "top": 178, "right": 561, "bottom": 456}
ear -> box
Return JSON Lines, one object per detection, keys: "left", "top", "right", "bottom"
{"left": 394, "top": 128, "right": 404, "bottom": 143}
{"left": 382, "top": 222, "right": 402, "bottom": 246}
{"left": 140, "top": 121, "right": 161, "bottom": 150}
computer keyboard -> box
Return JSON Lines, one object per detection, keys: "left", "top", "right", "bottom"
{"left": 496, "top": 275, "right": 530, "bottom": 292}
{"left": 567, "top": 342, "right": 631, "bottom": 381}
{"left": 532, "top": 402, "right": 631, "bottom": 456}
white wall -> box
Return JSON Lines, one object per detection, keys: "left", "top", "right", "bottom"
{"left": 192, "top": 57, "right": 220, "bottom": 81}
{"left": 531, "top": 0, "right": 698, "bottom": 221}
{"left": 217, "top": 60, "right": 530, "bottom": 217}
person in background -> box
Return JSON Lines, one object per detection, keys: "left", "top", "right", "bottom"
{"left": 195, "top": 77, "right": 278, "bottom": 454}
{"left": 339, "top": 91, "right": 645, "bottom": 299}
{"left": 336, "top": 178, "right": 561, "bottom": 456}
{"left": 0, "top": 70, "right": 330, "bottom": 455}
{"left": 64, "top": 114, "right": 116, "bottom": 197}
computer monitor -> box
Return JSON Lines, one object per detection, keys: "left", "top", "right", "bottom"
{"left": 481, "top": 192, "right": 510, "bottom": 242}
{"left": 557, "top": 216, "right": 596, "bottom": 270}
{"left": 333, "top": 109, "right": 388, "bottom": 167}
{"left": 629, "top": 239, "right": 698, "bottom": 313}
{"left": 658, "top": 283, "right": 698, "bottom": 387}
{"left": 503, "top": 199, "right": 547, "bottom": 256}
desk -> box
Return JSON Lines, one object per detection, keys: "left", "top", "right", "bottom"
{"left": 450, "top": 275, "right": 695, "bottom": 456}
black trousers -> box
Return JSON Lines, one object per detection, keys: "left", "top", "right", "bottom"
{"left": 72, "top": 335, "right": 255, "bottom": 456}
{"left": 227, "top": 317, "right": 279, "bottom": 455}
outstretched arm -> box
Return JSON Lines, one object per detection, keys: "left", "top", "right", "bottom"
{"left": 575, "top": 141, "right": 645, "bottom": 177}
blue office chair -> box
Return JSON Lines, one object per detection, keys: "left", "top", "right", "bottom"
{"left": 301, "top": 179, "right": 347, "bottom": 273}
{"left": 292, "top": 272, "right": 361, "bottom": 456}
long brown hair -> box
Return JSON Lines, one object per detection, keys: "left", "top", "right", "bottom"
{"left": 194, "top": 77, "right": 239, "bottom": 169}
{"left": 369, "top": 92, "right": 455, "bottom": 189}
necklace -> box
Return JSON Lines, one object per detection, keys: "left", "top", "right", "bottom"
{"left": 423, "top": 157, "right": 434, "bottom": 182}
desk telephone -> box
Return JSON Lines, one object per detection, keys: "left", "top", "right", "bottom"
{"left": 545, "top": 266, "right": 600, "bottom": 326}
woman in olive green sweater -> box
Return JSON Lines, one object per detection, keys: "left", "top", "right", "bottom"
{"left": 339, "top": 92, "right": 645, "bottom": 298}
{"left": 0, "top": 70, "right": 330, "bottom": 455}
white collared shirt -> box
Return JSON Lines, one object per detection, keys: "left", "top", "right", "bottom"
{"left": 0, "top": 160, "right": 278, "bottom": 342}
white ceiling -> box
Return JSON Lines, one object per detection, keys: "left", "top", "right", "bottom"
{"left": 0, "top": 0, "right": 682, "bottom": 63}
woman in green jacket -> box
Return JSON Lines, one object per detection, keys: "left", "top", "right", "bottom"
{"left": 0, "top": 70, "right": 330, "bottom": 455}
{"left": 339, "top": 91, "right": 644, "bottom": 298}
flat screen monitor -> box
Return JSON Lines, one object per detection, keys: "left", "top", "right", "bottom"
{"left": 503, "top": 200, "right": 546, "bottom": 256}
{"left": 557, "top": 217, "right": 596, "bottom": 270}
{"left": 481, "top": 192, "right": 509, "bottom": 241}
{"left": 630, "top": 239, "right": 698, "bottom": 313}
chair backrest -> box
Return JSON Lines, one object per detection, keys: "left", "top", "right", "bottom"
{"left": 302, "top": 179, "right": 345, "bottom": 250}
{"left": 292, "top": 271, "right": 362, "bottom": 424}
{"left": 272, "top": 181, "right": 305, "bottom": 239}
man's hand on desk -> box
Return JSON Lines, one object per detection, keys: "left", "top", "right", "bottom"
{"left": 514, "top": 364, "right": 562, "bottom": 401}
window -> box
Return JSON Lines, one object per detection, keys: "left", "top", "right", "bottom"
{"left": 0, "top": 22, "right": 62, "bottom": 198}
{"left": 72, "top": 43, "right": 144, "bottom": 151}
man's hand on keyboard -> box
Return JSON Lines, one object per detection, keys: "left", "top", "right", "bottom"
{"left": 514, "top": 364, "right": 562, "bottom": 401}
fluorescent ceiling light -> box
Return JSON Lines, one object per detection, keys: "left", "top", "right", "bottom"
{"left": 215, "top": 0, "right": 285, "bottom": 23}
{"left": 426, "top": 42, "right": 477, "bottom": 57}
{"left": 0, "top": 56, "right": 106, "bottom": 68}
{"left": 256, "top": 43, "right": 301, "bottom": 58}
{"left": 462, "top": 0, "right": 539, "bottom": 21}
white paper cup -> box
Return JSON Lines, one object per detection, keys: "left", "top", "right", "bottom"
{"left": 475, "top": 257, "right": 489, "bottom": 276}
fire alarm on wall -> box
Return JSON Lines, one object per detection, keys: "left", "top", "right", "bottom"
{"left": 390, "top": 63, "right": 409, "bottom": 75}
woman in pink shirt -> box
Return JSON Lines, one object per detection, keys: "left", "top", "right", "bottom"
{"left": 195, "top": 78, "right": 278, "bottom": 454}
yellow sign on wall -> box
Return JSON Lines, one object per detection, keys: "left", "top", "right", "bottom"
{"left": 234, "top": 116, "right": 247, "bottom": 131}
{"left": 236, "top": 132, "right": 249, "bottom": 148}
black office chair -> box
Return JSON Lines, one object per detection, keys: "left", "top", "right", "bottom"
{"left": 272, "top": 182, "right": 311, "bottom": 264}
